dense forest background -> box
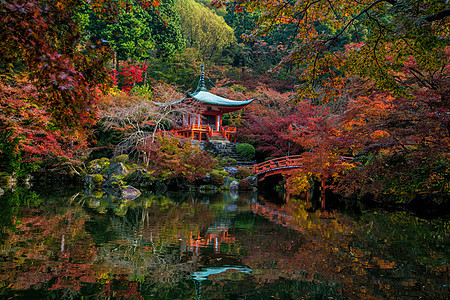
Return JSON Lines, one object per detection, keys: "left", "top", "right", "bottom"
{"left": 0, "top": 0, "right": 448, "bottom": 208}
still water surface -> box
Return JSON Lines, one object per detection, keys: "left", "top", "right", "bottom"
{"left": 0, "top": 188, "right": 448, "bottom": 299}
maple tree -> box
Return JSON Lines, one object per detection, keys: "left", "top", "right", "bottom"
{"left": 0, "top": 0, "right": 164, "bottom": 169}
{"left": 118, "top": 61, "right": 149, "bottom": 91}
{"left": 0, "top": 79, "right": 86, "bottom": 175}
{"left": 232, "top": 85, "right": 301, "bottom": 157}
{"left": 212, "top": 0, "right": 449, "bottom": 92}
{"left": 211, "top": 0, "right": 449, "bottom": 204}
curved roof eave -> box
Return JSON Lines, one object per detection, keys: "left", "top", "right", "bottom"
{"left": 188, "top": 91, "right": 254, "bottom": 107}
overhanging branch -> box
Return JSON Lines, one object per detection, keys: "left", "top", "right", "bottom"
{"left": 425, "top": 9, "right": 450, "bottom": 23}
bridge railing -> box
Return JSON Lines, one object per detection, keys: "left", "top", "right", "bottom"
{"left": 252, "top": 155, "right": 303, "bottom": 175}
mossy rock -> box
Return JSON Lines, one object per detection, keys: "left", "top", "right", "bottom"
{"left": 219, "top": 170, "right": 229, "bottom": 176}
{"left": 87, "top": 157, "right": 110, "bottom": 174}
{"left": 236, "top": 167, "right": 251, "bottom": 179}
{"left": 209, "top": 170, "right": 225, "bottom": 186}
{"left": 113, "top": 154, "right": 129, "bottom": 163}
{"left": 217, "top": 157, "right": 238, "bottom": 169}
{"left": 92, "top": 190, "right": 104, "bottom": 198}
{"left": 123, "top": 169, "right": 151, "bottom": 186}
{"left": 92, "top": 174, "right": 104, "bottom": 184}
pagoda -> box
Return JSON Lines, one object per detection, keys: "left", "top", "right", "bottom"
{"left": 171, "top": 64, "right": 254, "bottom": 143}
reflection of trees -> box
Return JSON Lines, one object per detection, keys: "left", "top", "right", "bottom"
{"left": 0, "top": 205, "right": 98, "bottom": 298}
{"left": 83, "top": 191, "right": 252, "bottom": 292}
{"left": 247, "top": 197, "right": 450, "bottom": 299}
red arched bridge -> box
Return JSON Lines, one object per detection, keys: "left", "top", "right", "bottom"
{"left": 251, "top": 155, "right": 303, "bottom": 180}
{"left": 251, "top": 155, "right": 354, "bottom": 181}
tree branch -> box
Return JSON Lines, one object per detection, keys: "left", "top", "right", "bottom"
{"left": 425, "top": 9, "right": 450, "bottom": 23}
{"left": 325, "top": 0, "right": 393, "bottom": 48}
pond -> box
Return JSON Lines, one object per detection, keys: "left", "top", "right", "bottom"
{"left": 0, "top": 188, "right": 448, "bottom": 299}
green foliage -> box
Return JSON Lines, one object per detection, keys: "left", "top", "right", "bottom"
{"left": 85, "top": 0, "right": 184, "bottom": 61}
{"left": 236, "top": 167, "right": 251, "bottom": 179}
{"left": 130, "top": 85, "right": 153, "bottom": 100}
{"left": 230, "top": 84, "right": 248, "bottom": 93}
{"left": 143, "top": 49, "right": 200, "bottom": 89}
{"left": 357, "top": 154, "right": 450, "bottom": 204}
{"left": 174, "top": 0, "right": 235, "bottom": 60}
{"left": 209, "top": 170, "right": 225, "bottom": 186}
{"left": 0, "top": 131, "right": 21, "bottom": 175}
{"left": 236, "top": 143, "right": 255, "bottom": 160}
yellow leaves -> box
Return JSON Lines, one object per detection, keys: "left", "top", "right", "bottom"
{"left": 286, "top": 171, "right": 312, "bottom": 196}
{"left": 371, "top": 130, "right": 390, "bottom": 140}
{"left": 97, "top": 272, "right": 111, "bottom": 284}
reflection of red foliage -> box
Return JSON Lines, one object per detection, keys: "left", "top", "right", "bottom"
{"left": 1, "top": 209, "right": 98, "bottom": 294}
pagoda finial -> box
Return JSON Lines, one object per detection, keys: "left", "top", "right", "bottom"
{"left": 196, "top": 63, "right": 208, "bottom": 92}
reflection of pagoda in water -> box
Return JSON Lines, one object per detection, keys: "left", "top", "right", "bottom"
{"left": 85, "top": 191, "right": 257, "bottom": 299}
{"left": 185, "top": 228, "right": 236, "bottom": 254}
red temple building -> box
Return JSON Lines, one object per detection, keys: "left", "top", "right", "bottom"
{"left": 170, "top": 64, "right": 254, "bottom": 143}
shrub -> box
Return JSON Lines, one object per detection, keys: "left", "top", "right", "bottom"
{"left": 238, "top": 178, "right": 252, "bottom": 190}
{"left": 209, "top": 170, "right": 225, "bottom": 186}
{"left": 236, "top": 167, "right": 251, "bottom": 179}
{"left": 236, "top": 143, "right": 255, "bottom": 160}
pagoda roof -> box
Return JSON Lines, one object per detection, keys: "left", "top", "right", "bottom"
{"left": 187, "top": 90, "right": 254, "bottom": 107}
{"left": 167, "top": 64, "right": 254, "bottom": 110}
